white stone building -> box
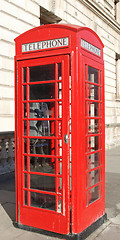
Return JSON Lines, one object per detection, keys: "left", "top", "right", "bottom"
{"left": 0, "top": 0, "right": 120, "bottom": 149}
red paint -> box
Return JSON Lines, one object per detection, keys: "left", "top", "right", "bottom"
{"left": 15, "top": 24, "right": 105, "bottom": 235}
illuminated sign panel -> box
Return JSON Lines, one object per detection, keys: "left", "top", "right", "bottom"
{"left": 81, "top": 39, "right": 101, "bottom": 56}
{"left": 22, "top": 37, "right": 69, "bottom": 53}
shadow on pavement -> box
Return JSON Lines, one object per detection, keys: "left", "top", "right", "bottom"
{"left": 0, "top": 172, "right": 16, "bottom": 222}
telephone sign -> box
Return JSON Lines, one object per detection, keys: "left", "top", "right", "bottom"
{"left": 22, "top": 37, "right": 69, "bottom": 53}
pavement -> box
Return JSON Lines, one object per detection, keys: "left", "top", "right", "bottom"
{"left": 0, "top": 146, "right": 120, "bottom": 240}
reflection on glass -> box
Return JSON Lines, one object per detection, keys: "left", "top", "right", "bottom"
{"left": 88, "top": 136, "right": 99, "bottom": 152}
{"left": 88, "top": 119, "right": 99, "bottom": 134}
{"left": 58, "top": 139, "right": 62, "bottom": 156}
{"left": 88, "top": 66, "right": 99, "bottom": 84}
{"left": 30, "top": 174, "right": 55, "bottom": 192}
{"left": 57, "top": 159, "right": 62, "bottom": 175}
{"left": 58, "top": 63, "right": 61, "bottom": 80}
{"left": 58, "top": 102, "right": 62, "bottom": 118}
{"left": 31, "top": 192, "right": 55, "bottom": 211}
{"left": 29, "top": 102, "right": 54, "bottom": 119}
{"left": 88, "top": 102, "right": 99, "bottom": 117}
{"left": 29, "top": 139, "right": 55, "bottom": 156}
{"left": 58, "top": 82, "right": 62, "bottom": 99}
{"left": 30, "top": 64, "right": 55, "bottom": 82}
{"left": 30, "top": 83, "right": 55, "bottom": 100}
{"left": 29, "top": 120, "right": 55, "bottom": 136}
{"left": 88, "top": 169, "right": 99, "bottom": 187}
{"left": 57, "top": 195, "right": 62, "bottom": 213}
{"left": 88, "top": 84, "right": 99, "bottom": 100}
{"left": 89, "top": 185, "right": 100, "bottom": 204}
{"left": 88, "top": 152, "right": 100, "bottom": 170}
{"left": 30, "top": 156, "right": 55, "bottom": 174}
{"left": 58, "top": 178, "right": 62, "bottom": 193}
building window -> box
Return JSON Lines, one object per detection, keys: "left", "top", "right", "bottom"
{"left": 116, "top": 53, "right": 120, "bottom": 100}
{"left": 114, "top": 0, "right": 120, "bottom": 22}
{"left": 40, "top": 6, "right": 62, "bottom": 25}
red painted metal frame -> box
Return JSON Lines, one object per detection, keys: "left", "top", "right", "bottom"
{"left": 15, "top": 24, "right": 105, "bottom": 236}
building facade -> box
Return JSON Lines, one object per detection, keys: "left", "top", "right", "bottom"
{"left": 0, "top": 0, "right": 120, "bottom": 149}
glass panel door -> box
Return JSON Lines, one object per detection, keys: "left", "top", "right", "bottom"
{"left": 17, "top": 55, "right": 70, "bottom": 234}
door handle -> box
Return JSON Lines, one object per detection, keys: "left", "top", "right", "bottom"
{"left": 64, "top": 134, "right": 68, "bottom": 144}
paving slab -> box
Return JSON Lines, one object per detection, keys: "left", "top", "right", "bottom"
{"left": 0, "top": 190, "right": 15, "bottom": 204}
{"left": 13, "top": 230, "right": 58, "bottom": 240}
{"left": 94, "top": 224, "right": 120, "bottom": 240}
{"left": 0, "top": 226, "right": 25, "bottom": 240}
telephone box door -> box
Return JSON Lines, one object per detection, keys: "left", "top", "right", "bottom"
{"left": 16, "top": 55, "right": 70, "bottom": 234}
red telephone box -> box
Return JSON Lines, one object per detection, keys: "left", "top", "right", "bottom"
{"left": 14, "top": 24, "right": 106, "bottom": 239}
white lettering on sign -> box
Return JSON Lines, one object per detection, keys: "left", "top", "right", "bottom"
{"left": 81, "top": 39, "right": 101, "bottom": 57}
{"left": 22, "top": 37, "right": 69, "bottom": 53}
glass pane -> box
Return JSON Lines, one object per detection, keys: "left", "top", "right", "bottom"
{"left": 29, "top": 102, "right": 55, "bottom": 119}
{"left": 100, "top": 104, "right": 102, "bottom": 117}
{"left": 57, "top": 139, "right": 62, "bottom": 156}
{"left": 23, "top": 68, "right": 26, "bottom": 83}
{"left": 30, "top": 174, "right": 55, "bottom": 192}
{"left": 57, "top": 195, "right": 62, "bottom": 213}
{"left": 24, "top": 173, "right": 27, "bottom": 188}
{"left": 58, "top": 82, "right": 62, "bottom": 99}
{"left": 85, "top": 102, "right": 88, "bottom": 116}
{"left": 24, "top": 156, "right": 27, "bottom": 171}
{"left": 30, "top": 157, "right": 55, "bottom": 173}
{"left": 24, "top": 191, "right": 27, "bottom": 205}
{"left": 88, "top": 169, "right": 99, "bottom": 187}
{"left": 24, "top": 138, "right": 27, "bottom": 153}
{"left": 88, "top": 84, "right": 99, "bottom": 100}
{"left": 30, "top": 83, "right": 55, "bottom": 100}
{"left": 58, "top": 177, "right": 62, "bottom": 193}
{"left": 57, "top": 159, "right": 62, "bottom": 175}
{"left": 88, "top": 66, "right": 99, "bottom": 84}
{"left": 24, "top": 121, "right": 27, "bottom": 136}
{"left": 85, "top": 83, "right": 88, "bottom": 99}
{"left": 100, "top": 71, "right": 102, "bottom": 85}
{"left": 88, "top": 152, "right": 100, "bottom": 170}
{"left": 88, "top": 119, "right": 99, "bottom": 134}
{"left": 88, "top": 136, "right": 99, "bottom": 152}
{"left": 24, "top": 103, "right": 27, "bottom": 118}
{"left": 30, "top": 64, "right": 55, "bottom": 82}
{"left": 29, "top": 120, "right": 55, "bottom": 136}
{"left": 58, "top": 63, "right": 61, "bottom": 80}
{"left": 88, "top": 102, "right": 99, "bottom": 117}
{"left": 89, "top": 185, "right": 100, "bottom": 204}
{"left": 31, "top": 192, "right": 55, "bottom": 211}
{"left": 58, "top": 102, "right": 62, "bottom": 118}
{"left": 24, "top": 85, "right": 26, "bottom": 100}
{"left": 29, "top": 139, "right": 55, "bottom": 156}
